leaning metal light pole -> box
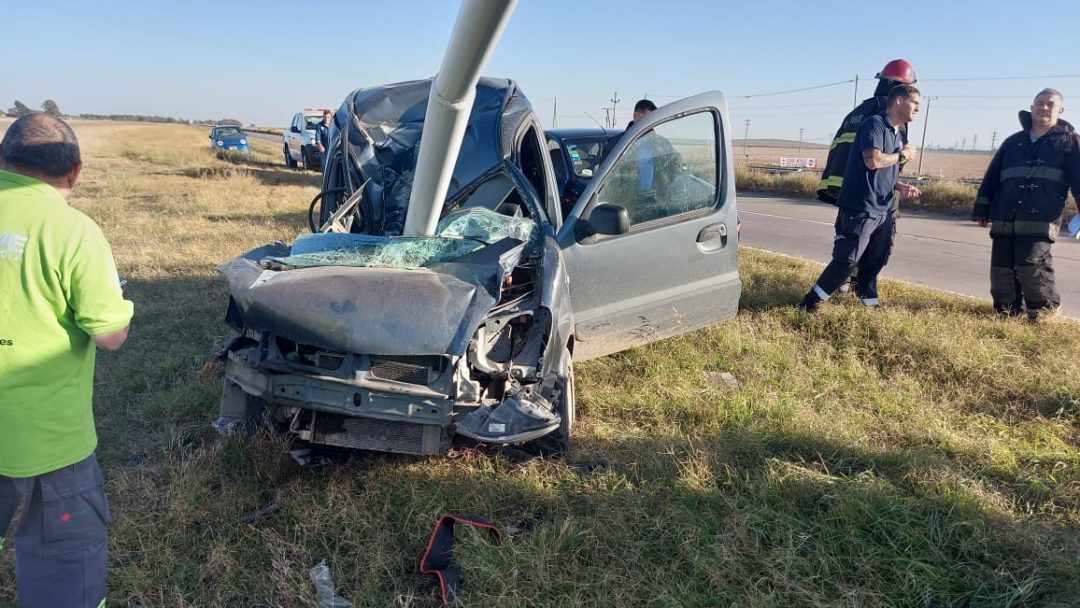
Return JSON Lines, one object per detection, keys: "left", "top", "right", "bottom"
{"left": 403, "top": 0, "right": 519, "bottom": 236}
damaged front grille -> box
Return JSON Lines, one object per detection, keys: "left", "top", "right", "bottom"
{"left": 370, "top": 356, "right": 446, "bottom": 385}
{"left": 275, "top": 336, "right": 346, "bottom": 371}
{"left": 309, "top": 411, "right": 448, "bottom": 455}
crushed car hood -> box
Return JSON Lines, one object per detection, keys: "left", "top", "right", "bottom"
{"left": 218, "top": 209, "right": 535, "bottom": 357}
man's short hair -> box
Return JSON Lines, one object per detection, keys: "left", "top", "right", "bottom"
{"left": 1034, "top": 88, "right": 1064, "bottom": 104}
{"left": 323, "top": 109, "right": 332, "bottom": 116}
{"left": 0, "top": 113, "right": 81, "bottom": 178}
{"left": 887, "top": 84, "right": 920, "bottom": 105}
{"left": 634, "top": 99, "right": 657, "bottom": 113}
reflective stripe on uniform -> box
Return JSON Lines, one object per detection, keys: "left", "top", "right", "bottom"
{"left": 818, "top": 175, "right": 844, "bottom": 190}
{"left": 828, "top": 132, "right": 856, "bottom": 150}
{"left": 999, "top": 166, "right": 1067, "bottom": 184}
{"left": 813, "top": 284, "right": 831, "bottom": 301}
{"left": 989, "top": 220, "right": 1058, "bottom": 239}
{"left": 861, "top": 297, "right": 880, "bottom": 307}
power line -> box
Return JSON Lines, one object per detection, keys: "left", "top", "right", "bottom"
{"left": 734, "top": 79, "right": 855, "bottom": 99}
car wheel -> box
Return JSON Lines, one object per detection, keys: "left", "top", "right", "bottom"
{"left": 284, "top": 144, "right": 297, "bottom": 168}
{"left": 531, "top": 348, "right": 574, "bottom": 456}
{"left": 301, "top": 146, "right": 311, "bottom": 171}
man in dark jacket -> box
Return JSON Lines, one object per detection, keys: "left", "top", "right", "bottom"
{"left": 972, "top": 88, "right": 1080, "bottom": 320}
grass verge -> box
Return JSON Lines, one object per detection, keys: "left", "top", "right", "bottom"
{"left": 0, "top": 123, "right": 1077, "bottom": 607}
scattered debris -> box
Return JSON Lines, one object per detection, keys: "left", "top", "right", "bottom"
{"left": 309, "top": 560, "right": 353, "bottom": 608}
{"left": 211, "top": 415, "right": 242, "bottom": 437}
{"left": 238, "top": 503, "right": 280, "bottom": 526}
{"left": 703, "top": 371, "right": 741, "bottom": 390}
{"left": 289, "top": 448, "right": 335, "bottom": 468}
{"left": 121, "top": 452, "right": 146, "bottom": 471}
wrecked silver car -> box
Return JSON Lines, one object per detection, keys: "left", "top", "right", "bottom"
{"left": 216, "top": 78, "right": 741, "bottom": 455}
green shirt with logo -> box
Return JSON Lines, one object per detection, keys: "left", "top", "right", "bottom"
{"left": 0, "top": 169, "right": 133, "bottom": 478}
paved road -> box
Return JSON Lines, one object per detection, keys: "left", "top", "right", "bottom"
{"left": 738, "top": 193, "right": 1080, "bottom": 317}
{"left": 246, "top": 131, "right": 280, "bottom": 145}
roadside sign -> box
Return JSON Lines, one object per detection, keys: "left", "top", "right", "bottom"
{"left": 779, "top": 157, "right": 816, "bottom": 169}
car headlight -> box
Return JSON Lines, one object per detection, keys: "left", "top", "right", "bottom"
{"left": 309, "top": 137, "right": 317, "bottom": 145}
{"left": 216, "top": 140, "right": 224, "bottom": 146}
{"left": 239, "top": 139, "right": 247, "bottom": 145}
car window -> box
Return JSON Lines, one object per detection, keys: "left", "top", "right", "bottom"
{"left": 305, "top": 116, "right": 322, "bottom": 128}
{"left": 214, "top": 127, "right": 242, "bottom": 137}
{"left": 596, "top": 111, "right": 717, "bottom": 227}
{"left": 564, "top": 137, "right": 607, "bottom": 178}
{"left": 547, "top": 138, "right": 568, "bottom": 184}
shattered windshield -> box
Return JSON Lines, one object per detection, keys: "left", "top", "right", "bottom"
{"left": 262, "top": 208, "right": 536, "bottom": 271}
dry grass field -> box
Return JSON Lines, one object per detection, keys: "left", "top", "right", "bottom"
{"left": 1, "top": 121, "right": 1078, "bottom": 607}
{"left": 739, "top": 145, "right": 994, "bottom": 181}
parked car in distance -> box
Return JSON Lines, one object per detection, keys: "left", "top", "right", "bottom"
{"left": 283, "top": 109, "right": 330, "bottom": 170}
{"left": 209, "top": 125, "right": 251, "bottom": 153}
{"left": 216, "top": 79, "right": 741, "bottom": 457}
{"left": 546, "top": 128, "right": 618, "bottom": 216}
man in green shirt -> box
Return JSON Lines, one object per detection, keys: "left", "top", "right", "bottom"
{"left": 0, "top": 113, "right": 133, "bottom": 607}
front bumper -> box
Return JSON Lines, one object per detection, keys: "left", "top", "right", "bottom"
{"left": 220, "top": 346, "right": 455, "bottom": 455}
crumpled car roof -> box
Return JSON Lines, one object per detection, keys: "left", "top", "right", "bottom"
{"left": 323, "top": 77, "right": 533, "bottom": 235}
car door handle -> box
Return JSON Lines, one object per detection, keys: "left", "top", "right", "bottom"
{"left": 696, "top": 223, "right": 727, "bottom": 242}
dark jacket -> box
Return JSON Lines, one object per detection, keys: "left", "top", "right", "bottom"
{"left": 817, "top": 96, "right": 908, "bottom": 204}
{"left": 972, "top": 111, "right": 1080, "bottom": 240}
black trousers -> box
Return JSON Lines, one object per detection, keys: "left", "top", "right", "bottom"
{"left": 809, "top": 208, "right": 894, "bottom": 304}
{"left": 990, "top": 236, "right": 1060, "bottom": 314}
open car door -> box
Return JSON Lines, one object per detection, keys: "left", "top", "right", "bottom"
{"left": 557, "top": 92, "right": 741, "bottom": 360}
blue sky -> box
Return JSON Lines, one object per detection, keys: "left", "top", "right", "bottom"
{"left": 5, "top": 0, "right": 1080, "bottom": 150}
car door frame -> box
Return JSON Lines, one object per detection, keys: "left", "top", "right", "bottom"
{"left": 555, "top": 91, "right": 741, "bottom": 361}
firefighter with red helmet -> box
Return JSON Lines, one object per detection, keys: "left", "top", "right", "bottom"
{"left": 818, "top": 59, "right": 917, "bottom": 204}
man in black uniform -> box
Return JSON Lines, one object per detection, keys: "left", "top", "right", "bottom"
{"left": 818, "top": 59, "right": 917, "bottom": 203}
{"left": 972, "top": 88, "right": 1080, "bottom": 321}
{"left": 798, "top": 85, "right": 923, "bottom": 312}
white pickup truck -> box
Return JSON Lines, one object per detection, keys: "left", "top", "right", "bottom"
{"left": 282, "top": 109, "right": 330, "bottom": 170}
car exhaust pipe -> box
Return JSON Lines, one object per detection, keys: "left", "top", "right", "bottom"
{"left": 402, "top": 0, "right": 518, "bottom": 237}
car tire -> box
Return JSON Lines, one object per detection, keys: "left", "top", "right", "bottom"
{"left": 301, "top": 146, "right": 311, "bottom": 171}
{"left": 531, "top": 348, "right": 574, "bottom": 456}
{"left": 284, "top": 144, "right": 297, "bottom": 169}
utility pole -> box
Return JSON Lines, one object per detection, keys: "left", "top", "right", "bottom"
{"left": 551, "top": 97, "right": 557, "bottom": 129}
{"left": 743, "top": 119, "right": 751, "bottom": 162}
{"left": 852, "top": 75, "right": 859, "bottom": 109}
{"left": 610, "top": 92, "right": 620, "bottom": 128}
{"left": 961, "top": 137, "right": 966, "bottom": 152}
{"left": 972, "top": 133, "right": 978, "bottom": 151}
{"left": 602, "top": 107, "right": 612, "bottom": 129}
{"left": 798, "top": 128, "right": 805, "bottom": 155}
{"left": 917, "top": 96, "right": 936, "bottom": 175}
{"left": 990, "top": 131, "right": 997, "bottom": 152}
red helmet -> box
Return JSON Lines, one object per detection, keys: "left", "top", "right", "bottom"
{"left": 876, "top": 59, "right": 916, "bottom": 84}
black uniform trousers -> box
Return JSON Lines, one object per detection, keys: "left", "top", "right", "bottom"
{"left": 808, "top": 207, "right": 895, "bottom": 305}
{"left": 990, "top": 236, "right": 1060, "bottom": 315}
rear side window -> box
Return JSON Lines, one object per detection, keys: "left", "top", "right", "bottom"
{"left": 597, "top": 111, "right": 718, "bottom": 227}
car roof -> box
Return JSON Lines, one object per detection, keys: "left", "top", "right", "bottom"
{"left": 545, "top": 127, "right": 614, "bottom": 140}
{"left": 327, "top": 77, "right": 535, "bottom": 232}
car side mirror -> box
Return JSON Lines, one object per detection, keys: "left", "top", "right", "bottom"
{"left": 576, "top": 203, "right": 629, "bottom": 242}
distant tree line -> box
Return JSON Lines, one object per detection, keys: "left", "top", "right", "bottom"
{"left": 4, "top": 100, "right": 242, "bottom": 127}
